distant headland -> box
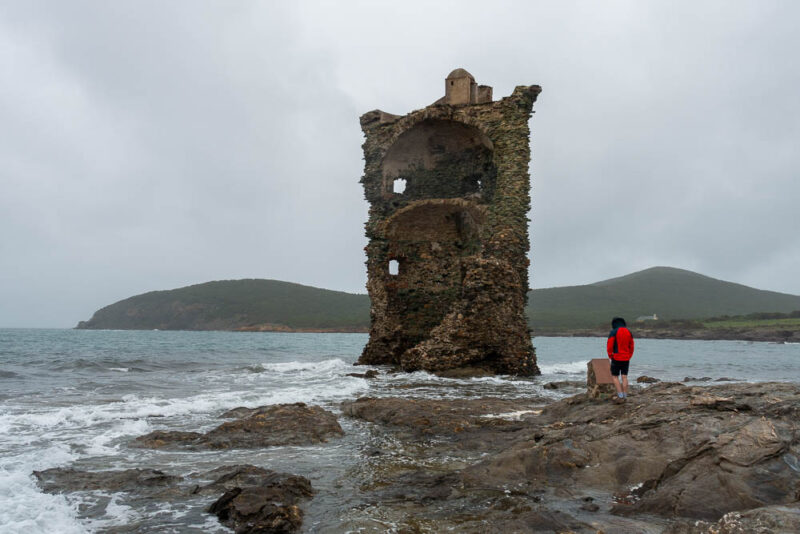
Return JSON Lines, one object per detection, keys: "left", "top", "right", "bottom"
{"left": 76, "top": 267, "right": 800, "bottom": 342}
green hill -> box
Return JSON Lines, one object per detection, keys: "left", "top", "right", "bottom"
{"left": 76, "top": 267, "right": 800, "bottom": 331}
{"left": 76, "top": 279, "right": 370, "bottom": 331}
{"left": 529, "top": 266, "right": 800, "bottom": 329}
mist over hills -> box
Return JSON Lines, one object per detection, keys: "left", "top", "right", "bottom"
{"left": 77, "top": 267, "right": 800, "bottom": 332}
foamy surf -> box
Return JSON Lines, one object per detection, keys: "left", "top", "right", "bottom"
{"left": 0, "top": 444, "right": 84, "bottom": 534}
{"left": 538, "top": 360, "right": 588, "bottom": 375}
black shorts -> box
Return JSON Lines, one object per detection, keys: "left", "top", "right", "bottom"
{"left": 610, "top": 359, "right": 629, "bottom": 376}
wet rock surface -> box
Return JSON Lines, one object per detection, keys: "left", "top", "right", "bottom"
{"left": 32, "top": 380, "right": 800, "bottom": 532}
{"left": 342, "top": 396, "right": 543, "bottom": 446}
{"left": 206, "top": 466, "right": 315, "bottom": 534}
{"left": 543, "top": 380, "right": 584, "bottom": 390}
{"left": 34, "top": 468, "right": 181, "bottom": 495}
{"left": 341, "top": 381, "right": 800, "bottom": 531}
{"left": 636, "top": 375, "right": 660, "bottom": 383}
{"left": 132, "top": 403, "right": 343, "bottom": 449}
{"left": 34, "top": 464, "right": 314, "bottom": 533}
{"left": 665, "top": 503, "right": 800, "bottom": 533}
{"left": 346, "top": 369, "right": 379, "bottom": 379}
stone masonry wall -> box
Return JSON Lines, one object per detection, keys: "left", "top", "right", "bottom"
{"left": 357, "top": 70, "right": 541, "bottom": 376}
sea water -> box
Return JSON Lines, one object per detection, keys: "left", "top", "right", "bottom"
{"left": 0, "top": 329, "right": 798, "bottom": 533}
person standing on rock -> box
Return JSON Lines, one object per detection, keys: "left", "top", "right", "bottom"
{"left": 607, "top": 317, "right": 634, "bottom": 402}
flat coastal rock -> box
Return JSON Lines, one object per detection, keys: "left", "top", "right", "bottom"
{"left": 665, "top": 503, "right": 800, "bottom": 533}
{"left": 342, "top": 397, "right": 543, "bottom": 437}
{"left": 461, "top": 382, "right": 800, "bottom": 522}
{"left": 34, "top": 464, "right": 314, "bottom": 533}
{"left": 132, "top": 403, "right": 343, "bottom": 449}
{"left": 339, "top": 382, "right": 800, "bottom": 531}
{"left": 33, "top": 468, "right": 180, "bottom": 494}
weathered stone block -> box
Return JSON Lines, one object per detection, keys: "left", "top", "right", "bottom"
{"left": 587, "top": 358, "right": 616, "bottom": 399}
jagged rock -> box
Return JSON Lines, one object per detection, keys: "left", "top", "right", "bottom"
{"left": 346, "top": 369, "right": 379, "bottom": 379}
{"left": 133, "top": 403, "right": 343, "bottom": 450}
{"left": 130, "top": 430, "right": 204, "bottom": 449}
{"left": 543, "top": 380, "right": 584, "bottom": 390}
{"left": 34, "top": 465, "right": 315, "bottom": 533}
{"left": 636, "top": 375, "right": 660, "bottom": 383}
{"left": 207, "top": 469, "right": 314, "bottom": 534}
{"left": 665, "top": 503, "right": 800, "bottom": 533}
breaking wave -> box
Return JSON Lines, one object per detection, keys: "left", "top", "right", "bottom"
{"left": 538, "top": 360, "right": 587, "bottom": 375}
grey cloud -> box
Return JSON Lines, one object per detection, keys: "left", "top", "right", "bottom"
{"left": 1, "top": 1, "right": 798, "bottom": 327}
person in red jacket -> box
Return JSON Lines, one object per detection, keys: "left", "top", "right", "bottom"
{"left": 607, "top": 317, "right": 634, "bottom": 402}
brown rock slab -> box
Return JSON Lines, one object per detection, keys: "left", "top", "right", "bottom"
{"left": 133, "top": 403, "right": 343, "bottom": 450}
{"left": 346, "top": 369, "right": 379, "bottom": 379}
{"left": 34, "top": 464, "right": 315, "bottom": 533}
{"left": 665, "top": 503, "right": 800, "bottom": 533}
{"left": 33, "top": 468, "right": 180, "bottom": 494}
{"left": 207, "top": 469, "right": 314, "bottom": 534}
{"left": 460, "top": 381, "right": 800, "bottom": 522}
{"left": 341, "top": 396, "right": 543, "bottom": 451}
{"left": 544, "top": 380, "right": 584, "bottom": 390}
{"left": 636, "top": 375, "right": 660, "bottom": 383}
{"left": 130, "top": 430, "right": 204, "bottom": 449}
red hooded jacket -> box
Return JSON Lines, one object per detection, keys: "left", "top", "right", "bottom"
{"left": 607, "top": 326, "right": 634, "bottom": 361}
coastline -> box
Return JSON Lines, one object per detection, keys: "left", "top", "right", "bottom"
{"left": 75, "top": 323, "right": 799, "bottom": 343}
{"left": 535, "top": 326, "right": 800, "bottom": 343}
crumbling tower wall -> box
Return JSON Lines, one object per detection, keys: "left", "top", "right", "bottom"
{"left": 357, "top": 69, "right": 541, "bottom": 376}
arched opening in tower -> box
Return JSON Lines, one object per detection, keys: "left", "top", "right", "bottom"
{"left": 381, "top": 119, "right": 496, "bottom": 202}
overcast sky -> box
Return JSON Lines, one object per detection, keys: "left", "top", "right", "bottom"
{"left": 1, "top": 1, "right": 799, "bottom": 327}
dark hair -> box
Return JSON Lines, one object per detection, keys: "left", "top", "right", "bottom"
{"left": 611, "top": 317, "right": 627, "bottom": 328}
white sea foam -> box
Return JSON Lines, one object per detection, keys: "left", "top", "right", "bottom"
{"left": 0, "top": 358, "right": 370, "bottom": 448}
{"left": 538, "top": 360, "right": 587, "bottom": 375}
{"left": 481, "top": 409, "right": 542, "bottom": 420}
{"left": 83, "top": 417, "right": 152, "bottom": 456}
{"left": 0, "top": 444, "right": 84, "bottom": 534}
{"left": 256, "top": 358, "right": 351, "bottom": 374}
{"left": 107, "top": 367, "right": 129, "bottom": 372}
{"left": 83, "top": 493, "right": 140, "bottom": 531}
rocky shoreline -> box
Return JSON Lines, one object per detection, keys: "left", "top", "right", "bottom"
{"left": 34, "top": 377, "right": 800, "bottom": 532}
{"left": 536, "top": 326, "right": 800, "bottom": 343}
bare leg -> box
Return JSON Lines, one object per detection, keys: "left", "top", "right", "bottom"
{"left": 621, "top": 375, "right": 629, "bottom": 396}
{"left": 611, "top": 375, "right": 622, "bottom": 395}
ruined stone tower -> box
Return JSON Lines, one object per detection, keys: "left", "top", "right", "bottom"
{"left": 357, "top": 69, "right": 541, "bottom": 376}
